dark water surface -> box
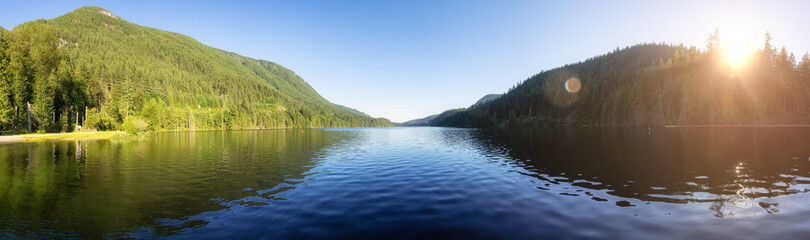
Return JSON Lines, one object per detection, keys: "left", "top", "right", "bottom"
{"left": 2, "top": 127, "right": 810, "bottom": 239}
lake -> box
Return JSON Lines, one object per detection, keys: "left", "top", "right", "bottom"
{"left": 2, "top": 127, "right": 810, "bottom": 239}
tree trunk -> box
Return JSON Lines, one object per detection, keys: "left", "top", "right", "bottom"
{"left": 12, "top": 106, "right": 17, "bottom": 130}
{"left": 27, "top": 102, "right": 32, "bottom": 132}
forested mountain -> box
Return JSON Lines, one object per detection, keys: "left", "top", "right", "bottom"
{"left": 402, "top": 109, "right": 466, "bottom": 127}
{"left": 0, "top": 6, "right": 392, "bottom": 133}
{"left": 401, "top": 114, "right": 438, "bottom": 126}
{"left": 402, "top": 93, "right": 502, "bottom": 126}
{"left": 470, "top": 94, "right": 502, "bottom": 108}
{"left": 438, "top": 33, "right": 810, "bottom": 128}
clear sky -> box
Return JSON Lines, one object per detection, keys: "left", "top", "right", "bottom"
{"left": 2, "top": 0, "right": 808, "bottom": 122}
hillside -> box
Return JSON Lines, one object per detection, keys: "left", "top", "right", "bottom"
{"left": 402, "top": 93, "right": 502, "bottom": 126}
{"left": 437, "top": 38, "right": 810, "bottom": 128}
{"left": 401, "top": 114, "right": 438, "bottom": 126}
{"left": 470, "top": 94, "right": 502, "bottom": 108}
{"left": 0, "top": 6, "right": 392, "bottom": 132}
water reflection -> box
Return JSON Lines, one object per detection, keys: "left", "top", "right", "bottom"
{"left": 471, "top": 127, "right": 810, "bottom": 215}
{"left": 0, "top": 130, "right": 350, "bottom": 239}
{"left": 4, "top": 127, "right": 810, "bottom": 239}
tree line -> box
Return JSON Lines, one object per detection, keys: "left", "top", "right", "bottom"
{"left": 0, "top": 7, "right": 392, "bottom": 133}
{"left": 438, "top": 31, "right": 810, "bottom": 128}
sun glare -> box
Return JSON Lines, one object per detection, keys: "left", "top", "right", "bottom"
{"left": 719, "top": 29, "right": 755, "bottom": 69}
{"left": 721, "top": 40, "right": 751, "bottom": 68}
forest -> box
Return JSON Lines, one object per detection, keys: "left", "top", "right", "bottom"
{"left": 437, "top": 30, "right": 810, "bottom": 128}
{"left": 0, "top": 6, "right": 392, "bottom": 133}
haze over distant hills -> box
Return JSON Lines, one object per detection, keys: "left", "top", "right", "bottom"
{"left": 0, "top": 6, "right": 392, "bottom": 132}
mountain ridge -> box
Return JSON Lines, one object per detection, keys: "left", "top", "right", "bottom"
{"left": 0, "top": 6, "right": 392, "bottom": 132}
{"left": 402, "top": 93, "right": 501, "bottom": 126}
{"left": 470, "top": 94, "right": 502, "bottom": 108}
{"left": 436, "top": 39, "right": 810, "bottom": 128}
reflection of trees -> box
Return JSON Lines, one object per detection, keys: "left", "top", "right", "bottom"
{"left": 0, "top": 129, "right": 353, "bottom": 238}
{"left": 468, "top": 127, "right": 810, "bottom": 214}
{"left": 709, "top": 201, "right": 732, "bottom": 218}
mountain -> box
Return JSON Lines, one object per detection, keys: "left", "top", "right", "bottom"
{"left": 401, "top": 114, "right": 438, "bottom": 126}
{"left": 437, "top": 40, "right": 810, "bottom": 128}
{"left": 469, "top": 94, "right": 501, "bottom": 108}
{"left": 0, "top": 6, "right": 392, "bottom": 132}
{"left": 402, "top": 93, "right": 500, "bottom": 126}
{"left": 402, "top": 109, "right": 466, "bottom": 127}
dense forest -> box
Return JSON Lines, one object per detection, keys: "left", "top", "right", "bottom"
{"left": 402, "top": 94, "right": 501, "bottom": 126}
{"left": 437, "top": 31, "right": 810, "bottom": 128}
{"left": 0, "top": 6, "right": 392, "bottom": 133}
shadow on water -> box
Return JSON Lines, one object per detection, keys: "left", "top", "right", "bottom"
{"left": 0, "top": 129, "right": 354, "bottom": 239}
{"left": 469, "top": 127, "right": 810, "bottom": 216}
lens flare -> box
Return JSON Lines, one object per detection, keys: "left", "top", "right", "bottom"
{"left": 718, "top": 27, "right": 756, "bottom": 69}
{"left": 722, "top": 40, "right": 751, "bottom": 69}
{"left": 565, "top": 78, "right": 581, "bottom": 94}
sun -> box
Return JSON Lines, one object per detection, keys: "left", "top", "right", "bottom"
{"left": 719, "top": 30, "right": 754, "bottom": 69}
{"left": 721, "top": 40, "right": 751, "bottom": 68}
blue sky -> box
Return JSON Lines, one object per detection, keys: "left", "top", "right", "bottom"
{"left": 2, "top": 0, "right": 809, "bottom": 122}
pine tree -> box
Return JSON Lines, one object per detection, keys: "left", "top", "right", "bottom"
{"left": 0, "top": 27, "right": 13, "bottom": 129}
{"left": 706, "top": 28, "right": 721, "bottom": 51}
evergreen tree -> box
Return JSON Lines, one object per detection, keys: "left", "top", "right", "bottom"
{"left": 437, "top": 31, "right": 810, "bottom": 128}
{"left": 0, "top": 27, "right": 13, "bottom": 129}
{"left": 0, "top": 7, "right": 393, "bottom": 132}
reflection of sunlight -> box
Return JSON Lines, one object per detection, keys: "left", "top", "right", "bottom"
{"left": 733, "top": 162, "right": 749, "bottom": 200}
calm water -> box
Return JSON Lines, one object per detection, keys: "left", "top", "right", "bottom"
{"left": 2, "top": 127, "right": 810, "bottom": 239}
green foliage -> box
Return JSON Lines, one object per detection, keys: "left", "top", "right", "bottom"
{"left": 122, "top": 115, "right": 148, "bottom": 133}
{"left": 0, "top": 27, "right": 13, "bottom": 129}
{"left": 84, "top": 108, "right": 117, "bottom": 131}
{"left": 0, "top": 6, "right": 392, "bottom": 132}
{"left": 141, "top": 98, "right": 168, "bottom": 131}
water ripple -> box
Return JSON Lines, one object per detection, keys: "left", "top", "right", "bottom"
{"left": 3, "top": 128, "right": 810, "bottom": 239}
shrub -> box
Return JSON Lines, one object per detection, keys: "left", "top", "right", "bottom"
{"left": 122, "top": 116, "right": 149, "bottom": 133}
{"left": 142, "top": 98, "right": 167, "bottom": 131}
{"left": 84, "top": 109, "right": 117, "bottom": 131}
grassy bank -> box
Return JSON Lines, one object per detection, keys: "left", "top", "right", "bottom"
{"left": 0, "top": 131, "right": 126, "bottom": 143}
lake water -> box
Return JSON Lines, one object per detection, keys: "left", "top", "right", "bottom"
{"left": 2, "top": 127, "right": 810, "bottom": 239}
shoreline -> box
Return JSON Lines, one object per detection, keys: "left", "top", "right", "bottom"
{"left": 0, "top": 127, "right": 377, "bottom": 143}
{"left": 0, "top": 131, "right": 125, "bottom": 143}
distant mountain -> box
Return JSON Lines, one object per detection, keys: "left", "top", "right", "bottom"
{"left": 428, "top": 109, "right": 466, "bottom": 126}
{"left": 470, "top": 94, "right": 501, "bottom": 108}
{"left": 402, "top": 93, "right": 500, "bottom": 126}
{"left": 0, "top": 6, "right": 392, "bottom": 132}
{"left": 401, "top": 114, "right": 439, "bottom": 126}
